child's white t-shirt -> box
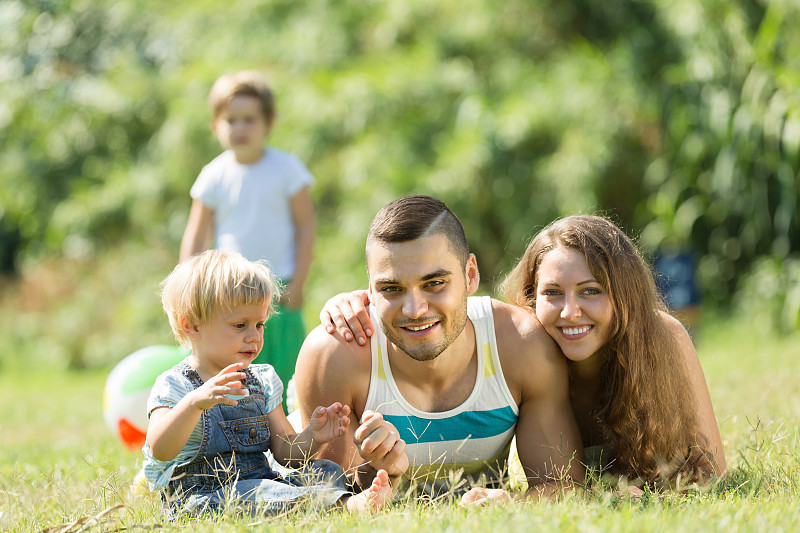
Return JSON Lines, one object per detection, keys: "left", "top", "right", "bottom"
{"left": 190, "top": 148, "right": 313, "bottom": 280}
{"left": 141, "top": 362, "right": 283, "bottom": 491}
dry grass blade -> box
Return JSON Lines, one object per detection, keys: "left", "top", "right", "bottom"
{"left": 73, "top": 504, "right": 125, "bottom": 533}
{"left": 39, "top": 516, "right": 85, "bottom": 533}
{"left": 39, "top": 504, "right": 124, "bottom": 533}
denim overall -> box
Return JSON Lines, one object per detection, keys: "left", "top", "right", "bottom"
{"left": 164, "top": 362, "right": 350, "bottom": 515}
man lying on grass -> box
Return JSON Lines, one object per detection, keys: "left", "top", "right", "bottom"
{"left": 323, "top": 214, "right": 727, "bottom": 494}
{"left": 295, "top": 195, "right": 585, "bottom": 504}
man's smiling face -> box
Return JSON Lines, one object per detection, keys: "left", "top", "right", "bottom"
{"left": 367, "top": 233, "right": 478, "bottom": 362}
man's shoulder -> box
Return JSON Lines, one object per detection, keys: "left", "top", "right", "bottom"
{"left": 295, "top": 325, "right": 373, "bottom": 419}
{"left": 488, "top": 299, "right": 547, "bottom": 344}
{"left": 297, "top": 325, "right": 373, "bottom": 377}
{"left": 489, "top": 300, "right": 566, "bottom": 387}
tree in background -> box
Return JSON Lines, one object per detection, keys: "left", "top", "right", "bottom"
{"left": 638, "top": 0, "right": 800, "bottom": 330}
{"left": 0, "top": 0, "right": 798, "bottom": 368}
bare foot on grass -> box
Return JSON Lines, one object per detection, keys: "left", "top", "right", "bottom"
{"left": 343, "top": 469, "right": 391, "bottom": 513}
{"left": 460, "top": 487, "right": 513, "bottom": 506}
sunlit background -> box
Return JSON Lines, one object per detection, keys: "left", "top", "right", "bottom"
{"left": 0, "top": 0, "right": 798, "bottom": 370}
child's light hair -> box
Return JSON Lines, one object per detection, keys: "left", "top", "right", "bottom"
{"left": 160, "top": 250, "right": 280, "bottom": 347}
{"left": 208, "top": 70, "right": 275, "bottom": 124}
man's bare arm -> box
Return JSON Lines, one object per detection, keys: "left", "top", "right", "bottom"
{"left": 501, "top": 303, "right": 584, "bottom": 498}
{"left": 515, "top": 358, "right": 585, "bottom": 498}
{"left": 295, "top": 327, "right": 364, "bottom": 469}
{"left": 294, "top": 325, "right": 408, "bottom": 490}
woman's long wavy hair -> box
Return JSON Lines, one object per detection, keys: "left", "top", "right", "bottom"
{"left": 503, "top": 215, "right": 713, "bottom": 487}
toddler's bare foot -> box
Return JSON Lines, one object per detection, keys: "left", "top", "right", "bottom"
{"left": 343, "top": 469, "right": 391, "bottom": 513}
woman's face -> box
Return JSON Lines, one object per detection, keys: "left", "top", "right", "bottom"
{"left": 534, "top": 246, "right": 614, "bottom": 362}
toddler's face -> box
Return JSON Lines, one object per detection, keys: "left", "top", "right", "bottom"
{"left": 190, "top": 302, "right": 271, "bottom": 376}
{"left": 214, "top": 95, "right": 271, "bottom": 164}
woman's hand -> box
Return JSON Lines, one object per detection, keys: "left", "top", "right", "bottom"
{"left": 319, "top": 290, "right": 374, "bottom": 345}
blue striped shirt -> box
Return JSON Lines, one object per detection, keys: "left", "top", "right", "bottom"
{"left": 364, "top": 296, "right": 519, "bottom": 492}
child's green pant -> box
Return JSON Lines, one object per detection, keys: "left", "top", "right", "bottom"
{"left": 254, "top": 304, "right": 305, "bottom": 411}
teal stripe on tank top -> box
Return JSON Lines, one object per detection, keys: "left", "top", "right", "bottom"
{"left": 383, "top": 406, "right": 517, "bottom": 444}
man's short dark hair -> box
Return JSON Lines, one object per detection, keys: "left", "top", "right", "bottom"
{"left": 366, "top": 195, "right": 469, "bottom": 263}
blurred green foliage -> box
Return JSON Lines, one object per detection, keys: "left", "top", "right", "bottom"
{"left": 0, "top": 0, "right": 798, "bottom": 368}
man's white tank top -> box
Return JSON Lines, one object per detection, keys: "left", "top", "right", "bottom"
{"left": 364, "top": 296, "right": 519, "bottom": 492}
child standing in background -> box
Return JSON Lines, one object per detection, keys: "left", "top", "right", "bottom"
{"left": 143, "top": 250, "right": 390, "bottom": 515}
{"left": 180, "top": 71, "right": 315, "bottom": 406}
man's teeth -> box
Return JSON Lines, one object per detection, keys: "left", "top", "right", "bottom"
{"left": 406, "top": 323, "right": 434, "bottom": 331}
{"left": 563, "top": 326, "right": 591, "bottom": 335}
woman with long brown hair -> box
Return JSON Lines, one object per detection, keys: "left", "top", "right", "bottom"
{"left": 500, "top": 215, "right": 725, "bottom": 488}
{"left": 319, "top": 215, "right": 726, "bottom": 490}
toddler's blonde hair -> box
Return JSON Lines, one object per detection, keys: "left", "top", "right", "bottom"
{"left": 160, "top": 250, "right": 279, "bottom": 346}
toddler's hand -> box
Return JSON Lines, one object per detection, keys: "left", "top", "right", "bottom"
{"left": 189, "top": 363, "right": 248, "bottom": 411}
{"left": 308, "top": 402, "right": 351, "bottom": 444}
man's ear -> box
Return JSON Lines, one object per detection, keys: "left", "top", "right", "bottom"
{"left": 465, "top": 253, "right": 480, "bottom": 295}
{"left": 365, "top": 248, "right": 374, "bottom": 298}
{"left": 179, "top": 315, "right": 201, "bottom": 340}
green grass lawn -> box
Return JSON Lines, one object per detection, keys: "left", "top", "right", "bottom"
{"left": 1, "top": 316, "right": 799, "bottom": 532}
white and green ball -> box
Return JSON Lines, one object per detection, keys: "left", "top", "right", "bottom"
{"left": 103, "top": 345, "right": 189, "bottom": 450}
